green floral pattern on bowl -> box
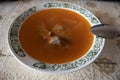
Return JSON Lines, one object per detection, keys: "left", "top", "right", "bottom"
{"left": 8, "top": 2, "right": 105, "bottom": 73}
{"left": 9, "top": 7, "right": 36, "bottom": 57}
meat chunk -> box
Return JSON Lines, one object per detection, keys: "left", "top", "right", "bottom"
{"left": 37, "top": 23, "right": 71, "bottom": 47}
{"left": 49, "top": 36, "right": 61, "bottom": 46}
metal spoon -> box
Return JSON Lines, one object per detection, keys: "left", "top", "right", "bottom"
{"left": 91, "top": 24, "right": 120, "bottom": 39}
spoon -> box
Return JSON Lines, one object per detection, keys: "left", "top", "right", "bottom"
{"left": 91, "top": 24, "right": 120, "bottom": 39}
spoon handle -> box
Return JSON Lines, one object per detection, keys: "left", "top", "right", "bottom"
{"left": 91, "top": 24, "right": 120, "bottom": 39}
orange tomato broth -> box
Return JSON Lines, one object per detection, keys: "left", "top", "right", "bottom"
{"left": 19, "top": 8, "right": 94, "bottom": 64}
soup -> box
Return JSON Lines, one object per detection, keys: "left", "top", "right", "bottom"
{"left": 19, "top": 8, "right": 94, "bottom": 64}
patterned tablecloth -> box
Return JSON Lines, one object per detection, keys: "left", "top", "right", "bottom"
{"left": 0, "top": 0, "right": 120, "bottom": 80}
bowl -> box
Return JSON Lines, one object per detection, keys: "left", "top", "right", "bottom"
{"left": 8, "top": 1, "right": 105, "bottom": 74}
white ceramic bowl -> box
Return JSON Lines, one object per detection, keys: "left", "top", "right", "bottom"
{"left": 8, "top": 1, "right": 105, "bottom": 74}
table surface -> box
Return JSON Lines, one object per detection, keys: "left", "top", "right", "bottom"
{"left": 0, "top": 0, "right": 120, "bottom": 80}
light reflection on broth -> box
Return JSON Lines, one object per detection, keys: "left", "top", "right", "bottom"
{"left": 19, "top": 8, "right": 94, "bottom": 64}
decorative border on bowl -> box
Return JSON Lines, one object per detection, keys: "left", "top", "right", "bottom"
{"left": 9, "top": 7, "right": 36, "bottom": 57}
{"left": 32, "top": 36, "right": 103, "bottom": 71}
{"left": 9, "top": 2, "right": 104, "bottom": 72}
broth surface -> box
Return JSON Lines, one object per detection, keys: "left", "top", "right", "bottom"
{"left": 19, "top": 8, "right": 94, "bottom": 64}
